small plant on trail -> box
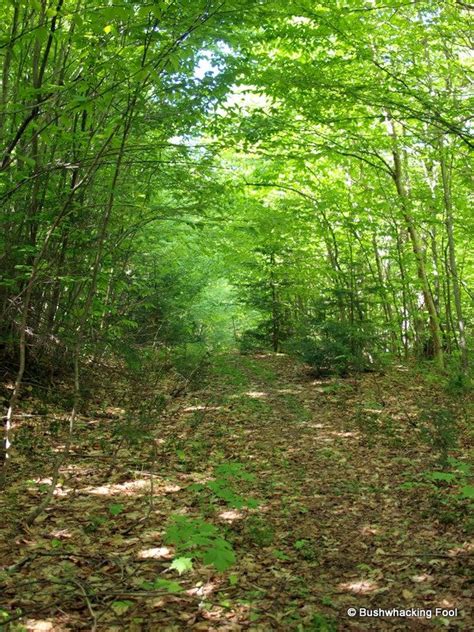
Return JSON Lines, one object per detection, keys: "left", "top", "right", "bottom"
{"left": 165, "top": 515, "right": 236, "bottom": 571}
{"left": 353, "top": 402, "right": 382, "bottom": 446}
{"left": 400, "top": 457, "right": 473, "bottom": 528}
{"left": 304, "top": 612, "right": 337, "bottom": 631}
{"left": 425, "top": 457, "right": 473, "bottom": 501}
{"left": 111, "top": 403, "right": 163, "bottom": 452}
{"left": 245, "top": 515, "right": 275, "bottom": 546}
{"left": 294, "top": 538, "right": 318, "bottom": 561}
{"left": 444, "top": 370, "right": 471, "bottom": 396}
{"left": 190, "top": 462, "right": 259, "bottom": 510}
{"left": 419, "top": 407, "right": 458, "bottom": 467}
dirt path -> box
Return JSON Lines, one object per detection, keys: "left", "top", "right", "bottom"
{"left": 1, "top": 353, "right": 471, "bottom": 630}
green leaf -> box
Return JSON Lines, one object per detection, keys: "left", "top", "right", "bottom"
{"left": 427, "top": 472, "right": 456, "bottom": 482}
{"left": 459, "top": 485, "right": 474, "bottom": 500}
{"left": 170, "top": 557, "right": 193, "bottom": 575}
{"left": 152, "top": 578, "right": 183, "bottom": 593}
{"left": 109, "top": 503, "right": 124, "bottom": 516}
{"left": 111, "top": 600, "right": 134, "bottom": 615}
{"left": 202, "top": 540, "right": 236, "bottom": 571}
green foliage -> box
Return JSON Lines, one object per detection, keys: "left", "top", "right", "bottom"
{"left": 304, "top": 613, "right": 337, "bottom": 632}
{"left": 245, "top": 516, "right": 275, "bottom": 547}
{"left": 286, "top": 320, "right": 377, "bottom": 376}
{"left": 108, "top": 503, "right": 124, "bottom": 517}
{"left": 111, "top": 404, "right": 163, "bottom": 450}
{"left": 169, "top": 557, "right": 194, "bottom": 575}
{"left": 111, "top": 601, "right": 134, "bottom": 615}
{"left": 206, "top": 463, "right": 259, "bottom": 509}
{"left": 141, "top": 578, "right": 183, "bottom": 593}
{"left": 444, "top": 370, "right": 472, "bottom": 396}
{"left": 293, "top": 539, "right": 318, "bottom": 561}
{"left": 165, "top": 515, "right": 236, "bottom": 572}
{"left": 419, "top": 408, "right": 459, "bottom": 466}
{"left": 189, "top": 461, "right": 259, "bottom": 520}
{"left": 170, "top": 343, "right": 210, "bottom": 382}
{"left": 425, "top": 457, "right": 473, "bottom": 502}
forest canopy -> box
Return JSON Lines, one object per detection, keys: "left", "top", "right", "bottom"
{"left": 0, "top": 1, "right": 473, "bottom": 629}
{"left": 1, "top": 0, "right": 472, "bottom": 383}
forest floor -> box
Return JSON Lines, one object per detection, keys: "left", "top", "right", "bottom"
{"left": 0, "top": 352, "right": 472, "bottom": 631}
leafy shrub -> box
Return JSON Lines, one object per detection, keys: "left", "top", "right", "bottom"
{"left": 165, "top": 515, "right": 235, "bottom": 571}
{"left": 419, "top": 407, "right": 458, "bottom": 466}
{"left": 285, "top": 320, "right": 377, "bottom": 376}
{"left": 190, "top": 462, "right": 259, "bottom": 509}
{"left": 239, "top": 324, "right": 270, "bottom": 353}
{"left": 170, "top": 342, "right": 209, "bottom": 382}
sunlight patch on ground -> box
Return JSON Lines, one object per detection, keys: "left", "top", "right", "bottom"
{"left": 141, "top": 529, "right": 163, "bottom": 541}
{"left": 53, "top": 485, "right": 73, "bottom": 497}
{"left": 361, "top": 525, "right": 379, "bottom": 536}
{"left": 436, "top": 598, "right": 458, "bottom": 609}
{"left": 105, "top": 406, "right": 126, "bottom": 415}
{"left": 187, "top": 581, "right": 218, "bottom": 598}
{"left": 244, "top": 391, "right": 268, "bottom": 399}
{"left": 61, "top": 464, "right": 91, "bottom": 474}
{"left": 163, "top": 483, "right": 182, "bottom": 493}
{"left": 327, "top": 431, "right": 358, "bottom": 438}
{"left": 138, "top": 546, "right": 173, "bottom": 560}
{"left": 24, "top": 621, "right": 59, "bottom": 631}
{"left": 183, "top": 405, "right": 223, "bottom": 412}
{"left": 83, "top": 479, "right": 150, "bottom": 495}
{"left": 51, "top": 445, "right": 68, "bottom": 452}
{"left": 276, "top": 388, "right": 302, "bottom": 394}
{"left": 218, "top": 509, "right": 244, "bottom": 523}
{"left": 339, "top": 579, "right": 379, "bottom": 594}
{"left": 448, "top": 542, "right": 473, "bottom": 556}
{"left": 411, "top": 573, "right": 433, "bottom": 583}
{"left": 49, "top": 528, "right": 73, "bottom": 539}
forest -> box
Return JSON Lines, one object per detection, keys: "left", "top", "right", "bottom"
{"left": 0, "top": 0, "right": 473, "bottom": 630}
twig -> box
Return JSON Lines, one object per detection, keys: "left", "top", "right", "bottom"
{"left": 70, "top": 579, "right": 98, "bottom": 632}
{"left": 377, "top": 552, "right": 470, "bottom": 559}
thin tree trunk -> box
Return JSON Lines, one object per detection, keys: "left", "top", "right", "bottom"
{"left": 387, "top": 117, "right": 444, "bottom": 369}
{"left": 439, "top": 144, "right": 468, "bottom": 371}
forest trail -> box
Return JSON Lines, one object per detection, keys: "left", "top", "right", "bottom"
{"left": 1, "top": 353, "right": 471, "bottom": 631}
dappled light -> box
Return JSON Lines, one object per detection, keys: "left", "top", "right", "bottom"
{"left": 138, "top": 547, "right": 173, "bottom": 560}
{"left": 360, "top": 525, "right": 380, "bottom": 537}
{"left": 338, "top": 579, "right": 379, "bottom": 595}
{"left": 244, "top": 391, "right": 268, "bottom": 399}
{"left": 49, "top": 529, "right": 73, "bottom": 540}
{"left": 1, "top": 1, "right": 471, "bottom": 630}
{"left": 411, "top": 574, "right": 433, "bottom": 584}
{"left": 187, "top": 581, "right": 219, "bottom": 598}
{"left": 218, "top": 509, "right": 244, "bottom": 523}
{"left": 83, "top": 479, "right": 151, "bottom": 496}
{"left": 326, "top": 431, "right": 358, "bottom": 439}
{"left": 183, "top": 405, "right": 223, "bottom": 412}
{"left": 24, "top": 621, "right": 56, "bottom": 632}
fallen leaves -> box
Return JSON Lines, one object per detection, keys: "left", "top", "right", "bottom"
{"left": 1, "top": 354, "right": 472, "bottom": 629}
